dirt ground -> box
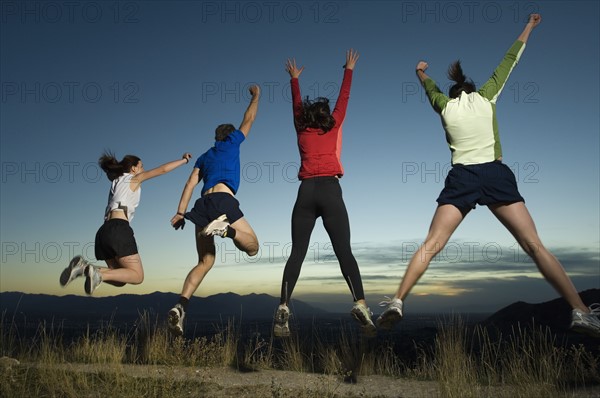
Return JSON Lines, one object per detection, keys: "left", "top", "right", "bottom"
{"left": 19, "top": 362, "right": 600, "bottom": 398}
{"left": 21, "top": 361, "right": 437, "bottom": 397}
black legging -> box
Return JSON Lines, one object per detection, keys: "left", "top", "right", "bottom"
{"left": 280, "top": 176, "right": 365, "bottom": 304}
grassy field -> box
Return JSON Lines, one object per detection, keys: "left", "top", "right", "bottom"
{"left": 1, "top": 311, "right": 598, "bottom": 397}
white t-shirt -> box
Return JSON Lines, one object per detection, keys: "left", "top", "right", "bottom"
{"left": 104, "top": 173, "right": 141, "bottom": 221}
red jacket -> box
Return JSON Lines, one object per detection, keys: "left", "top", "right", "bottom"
{"left": 291, "top": 69, "right": 352, "bottom": 180}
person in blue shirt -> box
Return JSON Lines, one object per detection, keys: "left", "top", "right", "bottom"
{"left": 167, "top": 85, "right": 260, "bottom": 336}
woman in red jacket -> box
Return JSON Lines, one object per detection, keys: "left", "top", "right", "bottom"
{"left": 273, "top": 50, "right": 376, "bottom": 337}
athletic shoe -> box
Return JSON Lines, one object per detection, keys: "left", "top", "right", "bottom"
{"left": 351, "top": 302, "right": 377, "bottom": 337}
{"left": 570, "top": 303, "right": 600, "bottom": 338}
{"left": 376, "top": 296, "right": 404, "bottom": 330}
{"left": 84, "top": 265, "right": 103, "bottom": 295}
{"left": 60, "top": 255, "right": 88, "bottom": 287}
{"left": 273, "top": 304, "right": 290, "bottom": 337}
{"left": 201, "top": 214, "right": 229, "bottom": 237}
{"left": 168, "top": 304, "right": 185, "bottom": 336}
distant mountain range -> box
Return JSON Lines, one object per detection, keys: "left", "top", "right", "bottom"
{"left": 1, "top": 289, "right": 598, "bottom": 332}
{"left": 0, "top": 291, "right": 328, "bottom": 322}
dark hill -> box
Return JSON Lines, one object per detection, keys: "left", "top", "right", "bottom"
{"left": 483, "top": 288, "right": 599, "bottom": 330}
{"left": 480, "top": 289, "right": 599, "bottom": 348}
{"left": 0, "top": 291, "right": 328, "bottom": 322}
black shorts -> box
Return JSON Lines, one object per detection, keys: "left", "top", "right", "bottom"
{"left": 185, "top": 192, "right": 244, "bottom": 228}
{"left": 94, "top": 219, "right": 139, "bottom": 260}
{"left": 436, "top": 161, "right": 524, "bottom": 213}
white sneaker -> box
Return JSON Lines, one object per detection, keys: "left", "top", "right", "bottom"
{"left": 273, "top": 304, "right": 290, "bottom": 337}
{"left": 84, "top": 265, "right": 102, "bottom": 295}
{"left": 60, "top": 255, "right": 88, "bottom": 287}
{"left": 376, "top": 296, "right": 403, "bottom": 330}
{"left": 201, "top": 214, "right": 229, "bottom": 237}
{"left": 351, "top": 302, "right": 377, "bottom": 337}
{"left": 168, "top": 304, "right": 185, "bottom": 336}
{"left": 570, "top": 303, "right": 600, "bottom": 338}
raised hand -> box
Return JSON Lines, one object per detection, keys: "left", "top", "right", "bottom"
{"left": 518, "top": 13, "right": 541, "bottom": 43}
{"left": 416, "top": 61, "right": 429, "bottom": 72}
{"left": 249, "top": 85, "right": 260, "bottom": 99}
{"left": 285, "top": 58, "right": 304, "bottom": 79}
{"left": 345, "top": 49, "right": 360, "bottom": 70}
{"left": 528, "top": 13, "right": 541, "bottom": 28}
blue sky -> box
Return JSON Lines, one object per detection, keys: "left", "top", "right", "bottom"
{"left": 1, "top": 0, "right": 599, "bottom": 313}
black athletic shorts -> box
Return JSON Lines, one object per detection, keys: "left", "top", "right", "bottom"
{"left": 436, "top": 161, "right": 524, "bottom": 213}
{"left": 185, "top": 192, "right": 244, "bottom": 228}
{"left": 94, "top": 219, "right": 139, "bottom": 260}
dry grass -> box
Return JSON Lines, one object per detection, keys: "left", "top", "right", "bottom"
{"left": 1, "top": 310, "right": 598, "bottom": 397}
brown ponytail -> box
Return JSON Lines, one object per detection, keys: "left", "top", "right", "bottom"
{"left": 447, "top": 60, "right": 476, "bottom": 98}
{"left": 99, "top": 151, "right": 140, "bottom": 181}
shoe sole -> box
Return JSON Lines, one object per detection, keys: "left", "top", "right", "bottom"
{"left": 274, "top": 308, "right": 290, "bottom": 337}
{"left": 351, "top": 308, "right": 377, "bottom": 337}
{"left": 376, "top": 310, "right": 403, "bottom": 330}
{"left": 84, "top": 266, "right": 92, "bottom": 295}
{"left": 60, "top": 257, "right": 84, "bottom": 287}
{"left": 201, "top": 215, "right": 229, "bottom": 237}
{"left": 168, "top": 309, "right": 184, "bottom": 336}
{"left": 273, "top": 324, "right": 290, "bottom": 337}
{"left": 570, "top": 323, "right": 600, "bottom": 339}
{"left": 84, "top": 266, "right": 100, "bottom": 295}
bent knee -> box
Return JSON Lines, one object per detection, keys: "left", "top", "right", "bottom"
{"left": 246, "top": 241, "right": 259, "bottom": 257}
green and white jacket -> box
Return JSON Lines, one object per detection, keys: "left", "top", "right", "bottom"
{"left": 423, "top": 40, "right": 526, "bottom": 165}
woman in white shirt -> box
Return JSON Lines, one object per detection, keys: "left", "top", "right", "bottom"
{"left": 60, "top": 151, "right": 191, "bottom": 295}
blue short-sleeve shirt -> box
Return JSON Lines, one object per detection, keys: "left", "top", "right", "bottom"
{"left": 195, "top": 130, "right": 245, "bottom": 196}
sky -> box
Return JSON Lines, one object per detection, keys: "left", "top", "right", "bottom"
{"left": 1, "top": 0, "right": 599, "bottom": 313}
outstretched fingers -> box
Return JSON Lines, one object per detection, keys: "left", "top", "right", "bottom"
{"left": 345, "top": 49, "right": 360, "bottom": 70}
{"left": 285, "top": 58, "right": 304, "bottom": 78}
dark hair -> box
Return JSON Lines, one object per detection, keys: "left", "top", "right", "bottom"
{"left": 447, "top": 60, "right": 476, "bottom": 98}
{"left": 296, "top": 97, "right": 336, "bottom": 134}
{"left": 99, "top": 151, "right": 141, "bottom": 181}
{"left": 215, "top": 124, "right": 235, "bottom": 141}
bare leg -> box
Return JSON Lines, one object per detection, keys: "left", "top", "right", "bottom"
{"left": 489, "top": 202, "right": 589, "bottom": 312}
{"left": 180, "top": 227, "right": 216, "bottom": 299}
{"left": 395, "top": 205, "right": 465, "bottom": 300}
{"left": 230, "top": 217, "right": 259, "bottom": 256}
{"left": 98, "top": 254, "right": 144, "bottom": 285}
{"left": 100, "top": 259, "right": 126, "bottom": 287}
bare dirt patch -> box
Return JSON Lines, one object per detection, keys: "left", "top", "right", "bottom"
{"left": 19, "top": 362, "right": 600, "bottom": 398}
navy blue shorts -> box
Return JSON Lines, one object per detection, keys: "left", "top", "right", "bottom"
{"left": 436, "top": 161, "right": 524, "bottom": 213}
{"left": 185, "top": 192, "right": 244, "bottom": 228}
{"left": 95, "top": 219, "right": 139, "bottom": 260}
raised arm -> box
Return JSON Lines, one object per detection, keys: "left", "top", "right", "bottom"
{"left": 238, "top": 85, "right": 260, "bottom": 137}
{"left": 332, "top": 49, "right": 358, "bottom": 124}
{"left": 415, "top": 61, "right": 449, "bottom": 114}
{"left": 286, "top": 58, "right": 304, "bottom": 127}
{"left": 171, "top": 167, "right": 202, "bottom": 230}
{"left": 415, "top": 60, "right": 431, "bottom": 84}
{"left": 517, "top": 13, "right": 541, "bottom": 44}
{"left": 132, "top": 153, "right": 192, "bottom": 188}
{"left": 479, "top": 14, "right": 541, "bottom": 102}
